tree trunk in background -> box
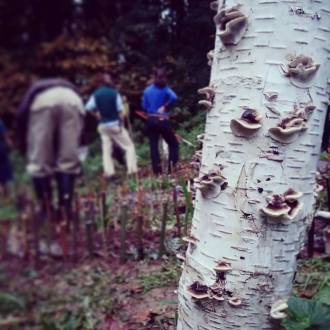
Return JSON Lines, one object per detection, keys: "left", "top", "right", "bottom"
{"left": 178, "top": 0, "right": 330, "bottom": 329}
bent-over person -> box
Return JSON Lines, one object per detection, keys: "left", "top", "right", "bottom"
{"left": 18, "top": 78, "right": 84, "bottom": 214}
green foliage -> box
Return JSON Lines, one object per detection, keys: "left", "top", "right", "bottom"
{"left": 10, "top": 150, "right": 29, "bottom": 188}
{"left": 294, "top": 257, "right": 330, "bottom": 304}
{"left": 176, "top": 111, "right": 204, "bottom": 160}
{"left": 314, "top": 279, "right": 330, "bottom": 307}
{"left": 138, "top": 261, "right": 181, "bottom": 293}
{"left": 0, "top": 292, "right": 26, "bottom": 315}
{"left": 287, "top": 258, "right": 330, "bottom": 330}
{"left": 0, "top": 203, "right": 18, "bottom": 221}
{"left": 317, "top": 190, "right": 328, "bottom": 211}
{"left": 283, "top": 297, "right": 330, "bottom": 330}
{"left": 136, "top": 139, "right": 151, "bottom": 167}
{"left": 320, "top": 151, "right": 330, "bottom": 161}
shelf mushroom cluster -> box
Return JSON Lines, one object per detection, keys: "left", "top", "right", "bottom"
{"left": 261, "top": 189, "right": 303, "bottom": 221}
{"left": 190, "top": 150, "right": 203, "bottom": 170}
{"left": 284, "top": 54, "right": 320, "bottom": 81}
{"left": 194, "top": 168, "right": 228, "bottom": 198}
{"left": 187, "top": 260, "right": 242, "bottom": 307}
{"left": 214, "top": 5, "right": 248, "bottom": 46}
{"left": 198, "top": 86, "right": 215, "bottom": 111}
{"left": 187, "top": 281, "right": 242, "bottom": 307}
{"left": 270, "top": 299, "right": 288, "bottom": 320}
{"left": 230, "top": 108, "right": 263, "bottom": 137}
{"left": 269, "top": 104, "right": 316, "bottom": 144}
{"left": 207, "top": 50, "right": 214, "bottom": 66}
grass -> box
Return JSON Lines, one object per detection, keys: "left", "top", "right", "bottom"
{"left": 0, "top": 202, "right": 19, "bottom": 221}
{"left": 138, "top": 260, "right": 181, "bottom": 293}
{"left": 293, "top": 257, "right": 330, "bottom": 303}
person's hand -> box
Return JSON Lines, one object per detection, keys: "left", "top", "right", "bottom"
{"left": 157, "top": 106, "right": 166, "bottom": 114}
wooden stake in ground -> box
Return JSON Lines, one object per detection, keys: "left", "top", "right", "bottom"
{"left": 136, "top": 182, "right": 145, "bottom": 260}
{"left": 173, "top": 186, "right": 181, "bottom": 237}
{"left": 119, "top": 206, "right": 127, "bottom": 263}
{"left": 59, "top": 206, "right": 69, "bottom": 261}
{"left": 158, "top": 201, "right": 168, "bottom": 258}
{"left": 136, "top": 215, "right": 144, "bottom": 260}
{"left": 32, "top": 204, "right": 40, "bottom": 266}
{"left": 99, "top": 191, "right": 108, "bottom": 254}
{"left": 44, "top": 194, "right": 53, "bottom": 257}
{"left": 84, "top": 198, "right": 95, "bottom": 258}
{"left": 72, "top": 194, "right": 80, "bottom": 261}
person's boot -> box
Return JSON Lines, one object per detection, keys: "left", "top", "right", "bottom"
{"left": 32, "top": 177, "right": 53, "bottom": 258}
{"left": 56, "top": 173, "right": 75, "bottom": 231}
{"left": 32, "top": 176, "right": 52, "bottom": 212}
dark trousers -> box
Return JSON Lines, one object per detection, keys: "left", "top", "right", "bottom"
{"left": 146, "top": 117, "right": 179, "bottom": 175}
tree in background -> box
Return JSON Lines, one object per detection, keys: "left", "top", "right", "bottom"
{"left": 178, "top": 0, "right": 330, "bottom": 328}
{"left": 0, "top": 0, "right": 214, "bottom": 137}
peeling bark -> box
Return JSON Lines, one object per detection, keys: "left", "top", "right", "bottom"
{"left": 177, "top": 0, "right": 330, "bottom": 328}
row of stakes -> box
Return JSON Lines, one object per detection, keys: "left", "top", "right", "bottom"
{"left": 0, "top": 186, "right": 192, "bottom": 265}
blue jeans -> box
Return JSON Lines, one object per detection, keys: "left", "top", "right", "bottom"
{"left": 146, "top": 117, "right": 179, "bottom": 175}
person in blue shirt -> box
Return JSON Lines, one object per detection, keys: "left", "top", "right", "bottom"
{"left": 86, "top": 73, "right": 137, "bottom": 179}
{"left": 0, "top": 118, "right": 13, "bottom": 197}
{"left": 142, "top": 67, "right": 179, "bottom": 175}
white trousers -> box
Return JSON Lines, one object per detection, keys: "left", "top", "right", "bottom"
{"left": 98, "top": 124, "right": 138, "bottom": 177}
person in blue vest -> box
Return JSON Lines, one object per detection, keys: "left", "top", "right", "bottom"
{"left": 142, "top": 67, "right": 179, "bottom": 175}
{"left": 85, "top": 73, "right": 137, "bottom": 179}
{"left": 0, "top": 118, "right": 13, "bottom": 197}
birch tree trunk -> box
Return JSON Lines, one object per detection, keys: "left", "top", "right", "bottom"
{"left": 178, "top": 0, "right": 330, "bottom": 329}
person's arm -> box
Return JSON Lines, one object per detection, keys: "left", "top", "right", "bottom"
{"left": 142, "top": 90, "right": 149, "bottom": 112}
{"left": 85, "top": 95, "right": 97, "bottom": 112}
{"left": 116, "top": 93, "right": 125, "bottom": 122}
{"left": 85, "top": 95, "right": 101, "bottom": 120}
{"left": 165, "top": 87, "right": 178, "bottom": 108}
{"left": 158, "top": 87, "right": 178, "bottom": 114}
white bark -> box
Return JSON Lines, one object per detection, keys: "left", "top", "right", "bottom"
{"left": 178, "top": 0, "right": 330, "bottom": 329}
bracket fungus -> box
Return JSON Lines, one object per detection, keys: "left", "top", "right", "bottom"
{"left": 209, "top": 285, "right": 225, "bottom": 301}
{"left": 269, "top": 104, "right": 315, "bottom": 144}
{"left": 187, "top": 281, "right": 209, "bottom": 300}
{"left": 192, "top": 151, "right": 202, "bottom": 161}
{"left": 194, "top": 149, "right": 203, "bottom": 160}
{"left": 284, "top": 54, "right": 320, "bottom": 81}
{"left": 194, "top": 169, "right": 228, "bottom": 198}
{"left": 214, "top": 6, "right": 248, "bottom": 46}
{"left": 198, "top": 99, "right": 213, "bottom": 111}
{"left": 198, "top": 86, "right": 215, "bottom": 102}
{"left": 196, "top": 134, "right": 204, "bottom": 150}
{"left": 230, "top": 108, "right": 262, "bottom": 137}
{"left": 262, "top": 189, "right": 303, "bottom": 221}
{"left": 228, "top": 297, "right": 242, "bottom": 307}
{"left": 207, "top": 50, "right": 214, "bottom": 66}
{"left": 214, "top": 261, "right": 232, "bottom": 273}
{"left": 176, "top": 253, "right": 186, "bottom": 262}
{"left": 284, "top": 189, "right": 304, "bottom": 221}
{"left": 270, "top": 299, "right": 288, "bottom": 320}
{"left": 182, "top": 235, "right": 199, "bottom": 246}
{"left": 198, "top": 86, "right": 215, "bottom": 111}
{"left": 191, "top": 150, "right": 203, "bottom": 170}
